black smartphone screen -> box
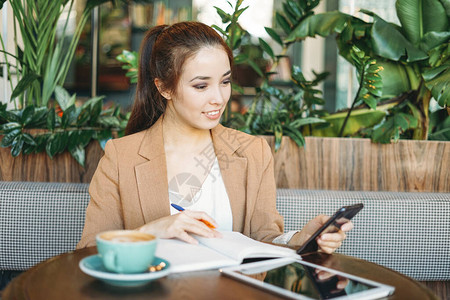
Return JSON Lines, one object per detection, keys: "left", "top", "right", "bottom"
{"left": 297, "top": 203, "right": 364, "bottom": 255}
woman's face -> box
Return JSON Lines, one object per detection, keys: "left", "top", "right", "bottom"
{"left": 164, "top": 45, "right": 232, "bottom": 131}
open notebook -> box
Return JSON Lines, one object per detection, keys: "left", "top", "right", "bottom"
{"left": 155, "top": 231, "right": 299, "bottom": 273}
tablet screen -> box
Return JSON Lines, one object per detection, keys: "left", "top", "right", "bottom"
{"left": 234, "top": 261, "right": 378, "bottom": 299}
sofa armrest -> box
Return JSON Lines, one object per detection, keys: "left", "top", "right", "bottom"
{"left": 276, "top": 189, "right": 450, "bottom": 281}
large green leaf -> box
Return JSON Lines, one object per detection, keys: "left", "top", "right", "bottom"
{"left": 1, "top": 129, "right": 21, "bottom": 147}
{"left": 276, "top": 12, "right": 292, "bottom": 35}
{"left": 428, "top": 109, "right": 450, "bottom": 141}
{"left": 214, "top": 6, "right": 232, "bottom": 23}
{"left": 286, "top": 11, "right": 352, "bottom": 42}
{"left": 10, "top": 135, "right": 24, "bottom": 157}
{"left": 10, "top": 73, "right": 40, "bottom": 99}
{"left": 423, "top": 65, "right": 450, "bottom": 106}
{"left": 21, "top": 106, "right": 35, "bottom": 126}
{"left": 372, "top": 112, "right": 418, "bottom": 143}
{"left": 310, "top": 107, "right": 389, "bottom": 137}
{"left": 377, "top": 61, "right": 412, "bottom": 98}
{"left": 419, "top": 31, "right": 450, "bottom": 52}
{"left": 0, "top": 122, "right": 21, "bottom": 133}
{"left": 442, "top": 0, "right": 450, "bottom": 17}
{"left": 0, "top": 110, "right": 20, "bottom": 123}
{"left": 283, "top": 124, "right": 305, "bottom": 147}
{"left": 258, "top": 38, "right": 274, "bottom": 59}
{"left": 290, "top": 117, "right": 326, "bottom": 128}
{"left": 54, "top": 86, "right": 76, "bottom": 111}
{"left": 87, "top": 97, "right": 104, "bottom": 125}
{"left": 368, "top": 12, "right": 428, "bottom": 62}
{"left": 69, "top": 145, "right": 85, "bottom": 167}
{"left": 28, "top": 107, "right": 48, "bottom": 127}
{"left": 47, "top": 108, "right": 56, "bottom": 130}
{"left": 396, "top": 0, "right": 449, "bottom": 45}
{"left": 61, "top": 105, "right": 78, "bottom": 128}
{"left": 265, "top": 27, "right": 283, "bottom": 46}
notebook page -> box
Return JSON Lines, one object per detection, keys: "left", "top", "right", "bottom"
{"left": 195, "top": 231, "right": 298, "bottom": 262}
{"left": 155, "top": 238, "right": 238, "bottom": 273}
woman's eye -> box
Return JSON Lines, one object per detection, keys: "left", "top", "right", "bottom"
{"left": 222, "top": 78, "right": 231, "bottom": 85}
{"left": 193, "top": 84, "right": 207, "bottom": 90}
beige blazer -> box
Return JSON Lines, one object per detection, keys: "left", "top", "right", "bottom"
{"left": 77, "top": 117, "right": 285, "bottom": 248}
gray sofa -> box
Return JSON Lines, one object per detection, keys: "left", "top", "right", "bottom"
{"left": 1, "top": 181, "right": 449, "bottom": 290}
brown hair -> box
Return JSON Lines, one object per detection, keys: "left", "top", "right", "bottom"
{"left": 125, "top": 21, "right": 233, "bottom": 135}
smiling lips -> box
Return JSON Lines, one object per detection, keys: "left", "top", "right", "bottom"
{"left": 204, "top": 110, "right": 221, "bottom": 120}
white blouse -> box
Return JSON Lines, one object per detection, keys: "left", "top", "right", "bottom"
{"left": 169, "top": 157, "right": 233, "bottom": 231}
{"left": 168, "top": 157, "right": 298, "bottom": 244}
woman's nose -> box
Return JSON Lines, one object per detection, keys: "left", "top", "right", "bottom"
{"left": 210, "top": 85, "right": 230, "bottom": 105}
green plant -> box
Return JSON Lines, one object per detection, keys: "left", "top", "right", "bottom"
{"left": 286, "top": 0, "right": 449, "bottom": 142}
{"left": 0, "top": 0, "right": 116, "bottom": 107}
{"left": 215, "top": 0, "right": 334, "bottom": 150}
{"left": 0, "top": 89, "right": 128, "bottom": 166}
{"left": 116, "top": 50, "right": 138, "bottom": 84}
{"left": 0, "top": 0, "right": 132, "bottom": 165}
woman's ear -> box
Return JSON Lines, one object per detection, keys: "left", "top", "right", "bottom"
{"left": 154, "top": 78, "right": 171, "bottom": 100}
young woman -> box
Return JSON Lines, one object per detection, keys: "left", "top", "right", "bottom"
{"left": 77, "top": 21, "right": 352, "bottom": 252}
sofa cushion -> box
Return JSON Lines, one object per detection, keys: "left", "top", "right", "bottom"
{"left": 0, "top": 181, "right": 90, "bottom": 271}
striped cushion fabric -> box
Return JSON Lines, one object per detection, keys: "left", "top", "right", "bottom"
{"left": 276, "top": 189, "right": 450, "bottom": 281}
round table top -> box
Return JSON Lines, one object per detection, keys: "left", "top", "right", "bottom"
{"left": 3, "top": 247, "right": 438, "bottom": 300}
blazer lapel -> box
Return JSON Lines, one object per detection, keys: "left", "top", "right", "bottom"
{"left": 212, "top": 125, "right": 248, "bottom": 232}
{"left": 135, "top": 118, "right": 170, "bottom": 223}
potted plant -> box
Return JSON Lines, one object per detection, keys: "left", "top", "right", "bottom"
{"left": 213, "top": 0, "right": 450, "bottom": 192}
{"left": 0, "top": 0, "right": 129, "bottom": 182}
{"left": 284, "top": 0, "right": 449, "bottom": 142}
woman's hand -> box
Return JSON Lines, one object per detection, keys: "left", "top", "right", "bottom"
{"left": 137, "top": 210, "right": 222, "bottom": 244}
{"left": 296, "top": 215, "right": 354, "bottom": 254}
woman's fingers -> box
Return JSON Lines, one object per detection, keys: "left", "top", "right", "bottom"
{"left": 317, "top": 227, "right": 346, "bottom": 253}
{"left": 175, "top": 230, "right": 200, "bottom": 245}
{"left": 138, "top": 210, "right": 221, "bottom": 243}
{"left": 181, "top": 210, "right": 222, "bottom": 238}
{"left": 309, "top": 214, "right": 354, "bottom": 253}
{"left": 183, "top": 210, "right": 219, "bottom": 228}
{"left": 170, "top": 212, "right": 217, "bottom": 238}
{"left": 340, "top": 221, "right": 354, "bottom": 232}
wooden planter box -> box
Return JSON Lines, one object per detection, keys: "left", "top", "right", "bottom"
{"left": 262, "top": 136, "right": 450, "bottom": 193}
{"left": 1, "top": 135, "right": 448, "bottom": 193}
{"left": 0, "top": 141, "right": 104, "bottom": 183}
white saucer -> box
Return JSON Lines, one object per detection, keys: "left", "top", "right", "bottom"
{"left": 79, "top": 254, "right": 171, "bottom": 287}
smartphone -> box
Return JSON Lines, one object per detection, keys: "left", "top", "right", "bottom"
{"left": 297, "top": 203, "right": 364, "bottom": 255}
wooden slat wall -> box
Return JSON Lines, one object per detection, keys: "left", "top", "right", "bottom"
{"left": 263, "top": 136, "right": 449, "bottom": 193}
{"left": 0, "top": 141, "right": 103, "bottom": 183}
{"left": 1, "top": 136, "right": 448, "bottom": 192}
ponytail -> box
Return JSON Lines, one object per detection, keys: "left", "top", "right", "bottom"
{"left": 125, "top": 26, "right": 167, "bottom": 135}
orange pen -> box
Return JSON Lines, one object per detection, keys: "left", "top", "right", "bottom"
{"left": 171, "top": 203, "right": 216, "bottom": 229}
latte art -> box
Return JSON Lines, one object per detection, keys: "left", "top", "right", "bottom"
{"left": 99, "top": 231, "right": 155, "bottom": 243}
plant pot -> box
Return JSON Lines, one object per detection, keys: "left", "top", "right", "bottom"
{"left": 0, "top": 141, "right": 104, "bottom": 183}
{"left": 261, "top": 136, "right": 450, "bottom": 193}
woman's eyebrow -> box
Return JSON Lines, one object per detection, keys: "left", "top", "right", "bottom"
{"left": 189, "top": 76, "right": 210, "bottom": 82}
{"left": 189, "top": 70, "right": 232, "bottom": 82}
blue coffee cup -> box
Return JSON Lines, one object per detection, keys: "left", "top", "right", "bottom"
{"left": 96, "top": 230, "right": 158, "bottom": 274}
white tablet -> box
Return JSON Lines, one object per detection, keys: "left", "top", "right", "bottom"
{"left": 221, "top": 257, "right": 395, "bottom": 300}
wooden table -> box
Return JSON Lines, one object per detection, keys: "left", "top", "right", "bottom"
{"left": 3, "top": 247, "right": 438, "bottom": 300}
